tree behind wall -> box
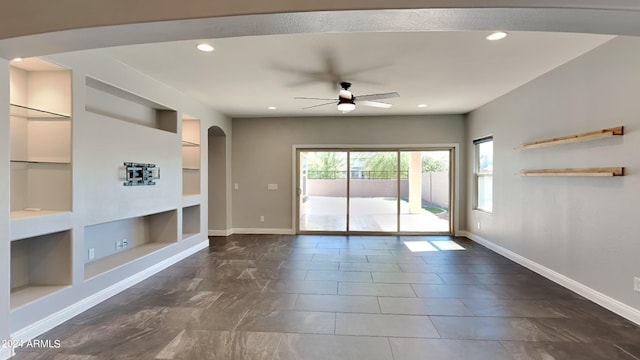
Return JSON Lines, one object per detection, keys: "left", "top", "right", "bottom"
{"left": 306, "top": 152, "right": 346, "bottom": 179}
{"left": 363, "top": 153, "right": 448, "bottom": 178}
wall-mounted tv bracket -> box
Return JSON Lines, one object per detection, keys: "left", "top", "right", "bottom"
{"left": 123, "top": 162, "right": 160, "bottom": 186}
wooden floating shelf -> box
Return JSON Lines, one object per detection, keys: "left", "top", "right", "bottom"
{"left": 516, "top": 126, "right": 623, "bottom": 150}
{"left": 519, "top": 167, "right": 624, "bottom": 177}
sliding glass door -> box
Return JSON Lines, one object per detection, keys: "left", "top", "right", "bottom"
{"left": 298, "top": 151, "right": 348, "bottom": 232}
{"left": 297, "top": 148, "right": 452, "bottom": 234}
{"left": 349, "top": 151, "right": 399, "bottom": 232}
{"left": 399, "top": 150, "right": 450, "bottom": 232}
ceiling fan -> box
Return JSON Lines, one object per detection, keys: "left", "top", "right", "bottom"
{"left": 295, "top": 82, "right": 399, "bottom": 113}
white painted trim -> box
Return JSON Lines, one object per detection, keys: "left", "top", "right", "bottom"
{"left": 232, "top": 228, "right": 295, "bottom": 235}
{"left": 208, "top": 228, "right": 294, "bottom": 236}
{"left": 208, "top": 229, "right": 232, "bottom": 236}
{"left": 8, "top": 240, "right": 209, "bottom": 348}
{"left": 291, "top": 146, "right": 299, "bottom": 234}
{"left": 459, "top": 231, "right": 640, "bottom": 326}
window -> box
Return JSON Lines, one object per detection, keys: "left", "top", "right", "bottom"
{"left": 474, "top": 136, "right": 493, "bottom": 213}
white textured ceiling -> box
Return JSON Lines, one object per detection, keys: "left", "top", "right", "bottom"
{"left": 104, "top": 31, "right": 613, "bottom": 117}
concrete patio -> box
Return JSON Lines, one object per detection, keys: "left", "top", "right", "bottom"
{"left": 300, "top": 196, "right": 450, "bottom": 233}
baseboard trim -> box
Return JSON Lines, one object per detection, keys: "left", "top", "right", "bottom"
{"left": 208, "top": 229, "right": 232, "bottom": 236}
{"left": 231, "top": 228, "right": 295, "bottom": 235}
{"left": 208, "top": 229, "right": 296, "bottom": 236}
{"left": 8, "top": 240, "right": 209, "bottom": 350}
{"left": 459, "top": 230, "right": 640, "bottom": 326}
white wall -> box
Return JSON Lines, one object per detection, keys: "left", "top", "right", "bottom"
{"left": 466, "top": 36, "right": 640, "bottom": 319}
{"left": 0, "top": 58, "right": 12, "bottom": 360}
{"left": 232, "top": 115, "right": 464, "bottom": 232}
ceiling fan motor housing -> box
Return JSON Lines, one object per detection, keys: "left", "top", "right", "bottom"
{"left": 339, "top": 82, "right": 353, "bottom": 100}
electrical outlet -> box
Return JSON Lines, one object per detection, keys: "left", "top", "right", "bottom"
{"left": 260, "top": 215, "right": 265, "bottom": 222}
{"left": 88, "top": 248, "right": 95, "bottom": 260}
{"left": 122, "top": 239, "right": 128, "bottom": 248}
{"left": 476, "top": 221, "right": 481, "bottom": 230}
{"left": 116, "top": 240, "right": 122, "bottom": 251}
{"left": 634, "top": 277, "right": 640, "bottom": 293}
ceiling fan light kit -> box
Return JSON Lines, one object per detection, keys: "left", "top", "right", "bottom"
{"left": 337, "top": 97, "right": 356, "bottom": 112}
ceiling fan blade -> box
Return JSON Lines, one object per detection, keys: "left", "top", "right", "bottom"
{"left": 356, "top": 92, "right": 400, "bottom": 101}
{"left": 360, "top": 100, "right": 392, "bottom": 109}
{"left": 302, "top": 101, "right": 336, "bottom": 110}
{"left": 295, "top": 97, "right": 336, "bottom": 101}
{"left": 323, "top": 53, "right": 341, "bottom": 90}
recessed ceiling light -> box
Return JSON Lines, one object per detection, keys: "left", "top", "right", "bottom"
{"left": 268, "top": 106, "right": 277, "bottom": 110}
{"left": 12, "top": 57, "right": 22, "bottom": 62}
{"left": 196, "top": 43, "right": 214, "bottom": 52}
{"left": 418, "top": 104, "right": 428, "bottom": 108}
{"left": 486, "top": 31, "right": 508, "bottom": 41}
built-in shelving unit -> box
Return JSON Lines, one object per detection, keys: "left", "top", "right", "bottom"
{"left": 10, "top": 230, "right": 72, "bottom": 309}
{"left": 85, "top": 77, "right": 178, "bottom": 133}
{"left": 9, "top": 61, "right": 72, "bottom": 222}
{"left": 182, "top": 118, "right": 201, "bottom": 196}
{"left": 84, "top": 209, "right": 178, "bottom": 279}
{"left": 516, "top": 126, "right": 623, "bottom": 150}
{"left": 518, "top": 167, "right": 624, "bottom": 177}
{"left": 5, "top": 56, "right": 212, "bottom": 337}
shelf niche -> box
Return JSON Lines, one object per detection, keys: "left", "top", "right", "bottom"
{"left": 84, "top": 209, "right": 178, "bottom": 279}
{"left": 182, "top": 205, "right": 201, "bottom": 240}
{"left": 10, "top": 230, "right": 72, "bottom": 309}
{"left": 182, "top": 117, "right": 201, "bottom": 196}
{"left": 516, "top": 126, "right": 623, "bottom": 150}
{"left": 85, "top": 77, "right": 177, "bottom": 133}
{"left": 518, "top": 167, "right": 624, "bottom": 177}
{"left": 10, "top": 60, "right": 72, "bottom": 218}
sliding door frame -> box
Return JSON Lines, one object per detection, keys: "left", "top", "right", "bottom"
{"left": 293, "top": 144, "right": 458, "bottom": 235}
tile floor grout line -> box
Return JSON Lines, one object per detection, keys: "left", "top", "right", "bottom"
{"left": 387, "top": 336, "right": 398, "bottom": 360}
{"left": 409, "top": 283, "right": 419, "bottom": 298}
{"left": 614, "top": 343, "right": 640, "bottom": 360}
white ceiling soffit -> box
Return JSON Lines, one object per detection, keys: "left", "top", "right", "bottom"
{"left": 0, "top": 7, "right": 639, "bottom": 59}
{"left": 1, "top": 0, "right": 640, "bottom": 41}
{"left": 103, "top": 31, "right": 613, "bottom": 117}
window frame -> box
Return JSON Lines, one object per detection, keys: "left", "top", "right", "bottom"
{"left": 473, "top": 136, "right": 493, "bottom": 213}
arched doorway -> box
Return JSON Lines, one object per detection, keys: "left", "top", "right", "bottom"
{"left": 207, "top": 126, "right": 228, "bottom": 235}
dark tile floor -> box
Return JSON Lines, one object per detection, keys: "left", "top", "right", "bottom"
{"left": 13, "top": 234, "right": 640, "bottom": 359}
